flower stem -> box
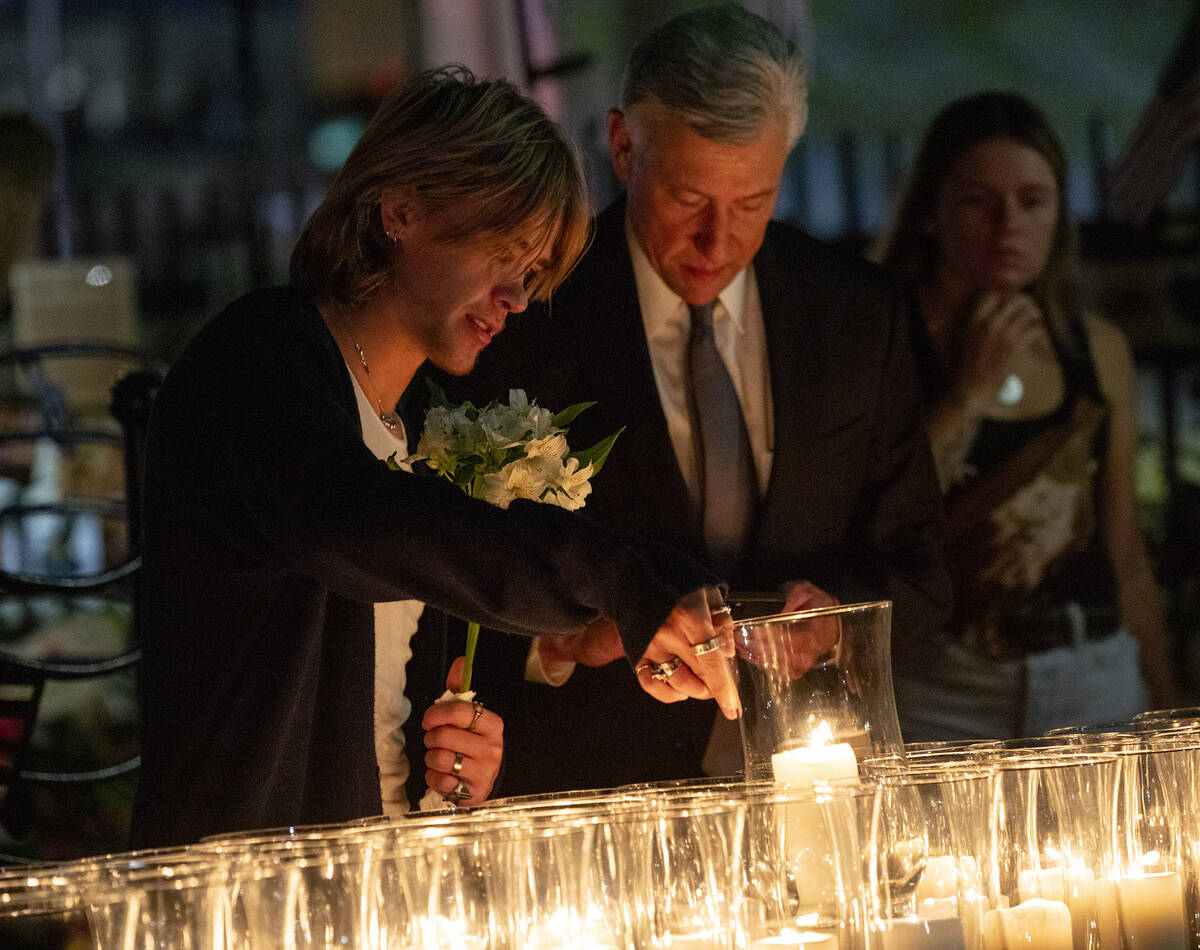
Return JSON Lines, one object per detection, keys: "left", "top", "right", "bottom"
{"left": 461, "top": 621, "right": 480, "bottom": 692}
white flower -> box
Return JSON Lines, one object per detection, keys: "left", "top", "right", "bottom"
{"left": 525, "top": 433, "right": 568, "bottom": 460}
{"left": 479, "top": 457, "right": 549, "bottom": 508}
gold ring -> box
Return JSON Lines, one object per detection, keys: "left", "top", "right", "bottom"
{"left": 635, "top": 660, "right": 655, "bottom": 676}
{"left": 452, "top": 752, "right": 464, "bottom": 776}
{"left": 468, "top": 701, "right": 485, "bottom": 732}
{"left": 691, "top": 634, "right": 724, "bottom": 657}
{"left": 650, "top": 657, "right": 683, "bottom": 682}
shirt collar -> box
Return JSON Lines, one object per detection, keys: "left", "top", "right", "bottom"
{"left": 627, "top": 217, "right": 749, "bottom": 337}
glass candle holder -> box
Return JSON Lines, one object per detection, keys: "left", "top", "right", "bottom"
{"left": 731, "top": 600, "right": 903, "bottom": 784}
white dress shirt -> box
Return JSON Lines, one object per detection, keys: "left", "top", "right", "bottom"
{"left": 627, "top": 220, "right": 774, "bottom": 499}
{"left": 525, "top": 226, "right": 775, "bottom": 688}
{"left": 347, "top": 368, "right": 425, "bottom": 817}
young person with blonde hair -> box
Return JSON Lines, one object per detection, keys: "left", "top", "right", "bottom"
{"left": 132, "top": 67, "right": 735, "bottom": 847}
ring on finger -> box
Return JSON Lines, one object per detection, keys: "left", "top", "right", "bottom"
{"left": 447, "top": 779, "right": 471, "bottom": 804}
{"left": 468, "top": 701, "right": 485, "bottom": 732}
{"left": 635, "top": 660, "right": 655, "bottom": 676}
{"left": 650, "top": 657, "right": 683, "bottom": 682}
{"left": 451, "top": 752, "right": 464, "bottom": 776}
{"left": 691, "top": 634, "right": 725, "bottom": 657}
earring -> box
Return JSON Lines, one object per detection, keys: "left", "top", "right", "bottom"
{"left": 385, "top": 229, "right": 399, "bottom": 244}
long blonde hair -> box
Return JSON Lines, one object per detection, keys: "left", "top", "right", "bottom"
{"left": 290, "top": 65, "right": 590, "bottom": 309}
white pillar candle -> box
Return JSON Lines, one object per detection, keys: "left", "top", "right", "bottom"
{"left": 751, "top": 927, "right": 838, "bottom": 949}
{"left": 916, "top": 856, "right": 961, "bottom": 902}
{"left": 769, "top": 737, "right": 859, "bottom": 917}
{"left": 771, "top": 742, "right": 859, "bottom": 787}
{"left": 1017, "top": 867, "right": 1096, "bottom": 950}
{"left": 982, "top": 898, "right": 1073, "bottom": 950}
{"left": 1095, "top": 872, "right": 1185, "bottom": 950}
{"left": 879, "top": 916, "right": 967, "bottom": 950}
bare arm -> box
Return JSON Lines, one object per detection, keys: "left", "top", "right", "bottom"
{"left": 1087, "top": 314, "right": 1177, "bottom": 708}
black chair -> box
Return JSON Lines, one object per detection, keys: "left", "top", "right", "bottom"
{"left": 0, "top": 344, "right": 161, "bottom": 848}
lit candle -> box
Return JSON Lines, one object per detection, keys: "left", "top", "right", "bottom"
{"left": 1017, "top": 867, "right": 1096, "bottom": 950}
{"left": 878, "top": 916, "right": 967, "bottom": 950}
{"left": 751, "top": 927, "right": 838, "bottom": 949}
{"left": 768, "top": 722, "right": 859, "bottom": 916}
{"left": 982, "top": 898, "right": 1073, "bottom": 950}
{"left": 916, "top": 856, "right": 961, "bottom": 901}
{"left": 770, "top": 740, "right": 859, "bottom": 787}
{"left": 1095, "top": 871, "right": 1185, "bottom": 950}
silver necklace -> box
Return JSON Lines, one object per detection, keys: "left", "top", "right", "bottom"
{"left": 336, "top": 314, "right": 403, "bottom": 431}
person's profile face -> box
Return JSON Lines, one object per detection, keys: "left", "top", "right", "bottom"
{"left": 930, "top": 137, "right": 1060, "bottom": 294}
{"left": 385, "top": 197, "right": 552, "bottom": 375}
{"left": 608, "top": 101, "right": 789, "bottom": 306}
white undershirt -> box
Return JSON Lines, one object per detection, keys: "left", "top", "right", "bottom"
{"left": 346, "top": 367, "right": 425, "bottom": 817}
{"left": 627, "top": 219, "right": 774, "bottom": 498}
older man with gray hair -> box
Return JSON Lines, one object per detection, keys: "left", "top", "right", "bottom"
{"left": 416, "top": 4, "right": 950, "bottom": 794}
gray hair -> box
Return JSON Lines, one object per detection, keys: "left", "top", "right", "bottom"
{"left": 621, "top": 5, "right": 807, "bottom": 148}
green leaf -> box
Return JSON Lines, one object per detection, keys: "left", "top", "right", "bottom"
{"left": 568, "top": 426, "right": 624, "bottom": 477}
{"left": 551, "top": 401, "right": 596, "bottom": 429}
{"left": 386, "top": 452, "right": 402, "bottom": 471}
{"left": 424, "top": 377, "right": 451, "bottom": 409}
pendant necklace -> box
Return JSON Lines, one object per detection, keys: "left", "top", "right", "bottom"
{"left": 334, "top": 312, "right": 403, "bottom": 431}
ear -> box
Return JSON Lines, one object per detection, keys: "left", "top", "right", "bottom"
{"left": 379, "top": 187, "right": 417, "bottom": 241}
{"left": 607, "top": 108, "right": 633, "bottom": 183}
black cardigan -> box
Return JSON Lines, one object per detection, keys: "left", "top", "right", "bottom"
{"left": 130, "top": 286, "right": 712, "bottom": 846}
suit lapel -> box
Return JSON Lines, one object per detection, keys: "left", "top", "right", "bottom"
{"left": 571, "top": 204, "right": 701, "bottom": 552}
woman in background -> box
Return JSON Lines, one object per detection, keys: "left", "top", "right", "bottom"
{"left": 880, "top": 92, "right": 1175, "bottom": 740}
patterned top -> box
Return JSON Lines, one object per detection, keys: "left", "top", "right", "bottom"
{"left": 912, "top": 316, "right": 1118, "bottom": 657}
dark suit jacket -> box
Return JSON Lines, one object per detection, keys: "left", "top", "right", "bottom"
{"left": 407, "top": 202, "right": 950, "bottom": 795}
{"left": 131, "top": 286, "right": 715, "bottom": 847}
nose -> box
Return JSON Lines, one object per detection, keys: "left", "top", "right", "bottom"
{"left": 997, "top": 195, "right": 1022, "bottom": 233}
{"left": 494, "top": 278, "right": 529, "bottom": 315}
{"left": 692, "top": 202, "right": 730, "bottom": 261}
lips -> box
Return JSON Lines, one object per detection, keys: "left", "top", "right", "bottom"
{"left": 467, "top": 314, "right": 501, "bottom": 346}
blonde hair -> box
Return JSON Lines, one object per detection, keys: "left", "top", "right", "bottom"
{"left": 290, "top": 65, "right": 590, "bottom": 308}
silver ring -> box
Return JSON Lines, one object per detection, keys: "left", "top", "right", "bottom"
{"left": 650, "top": 657, "right": 683, "bottom": 682}
{"left": 635, "top": 660, "right": 655, "bottom": 676}
{"left": 468, "top": 701, "right": 485, "bottom": 732}
{"left": 447, "top": 779, "right": 471, "bottom": 804}
{"left": 452, "top": 752, "right": 464, "bottom": 776}
{"left": 691, "top": 635, "right": 724, "bottom": 657}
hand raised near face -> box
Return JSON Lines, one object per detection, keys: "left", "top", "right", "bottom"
{"left": 955, "top": 292, "right": 1049, "bottom": 410}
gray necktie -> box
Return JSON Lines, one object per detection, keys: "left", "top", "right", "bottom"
{"left": 686, "top": 300, "right": 757, "bottom": 574}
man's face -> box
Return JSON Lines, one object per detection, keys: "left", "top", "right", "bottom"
{"left": 609, "top": 100, "right": 789, "bottom": 306}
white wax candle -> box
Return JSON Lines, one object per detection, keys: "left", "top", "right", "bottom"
{"left": 920, "top": 897, "right": 960, "bottom": 920}
{"left": 917, "top": 856, "right": 962, "bottom": 901}
{"left": 879, "top": 916, "right": 967, "bottom": 950}
{"left": 751, "top": 928, "right": 837, "bottom": 949}
{"left": 982, "top": 898, "right": 1073, "bottom": 950}
{"left": 1095, "top": 872, "right": 1185, "bottom": 950}
{"left": 771, "top": 742, "right": 859, "bottom": 787}
{"left": 1017, "top": 867, "right": 1096, "bottom": 950}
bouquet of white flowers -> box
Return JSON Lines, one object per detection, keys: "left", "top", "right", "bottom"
{"left": 397, "top": 381, "right": 621, "bottom": 808}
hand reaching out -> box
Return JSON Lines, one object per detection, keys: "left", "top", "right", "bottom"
{"left": 633, "top": 587, "right": 740, "bottom": 720}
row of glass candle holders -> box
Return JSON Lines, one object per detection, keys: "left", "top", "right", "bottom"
{"left": 4, "top": 707, "right": 1200, "bottom": 949}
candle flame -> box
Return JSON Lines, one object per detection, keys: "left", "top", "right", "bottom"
{"left": 809, "top": 721, "right": 836, "bottom": 747}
